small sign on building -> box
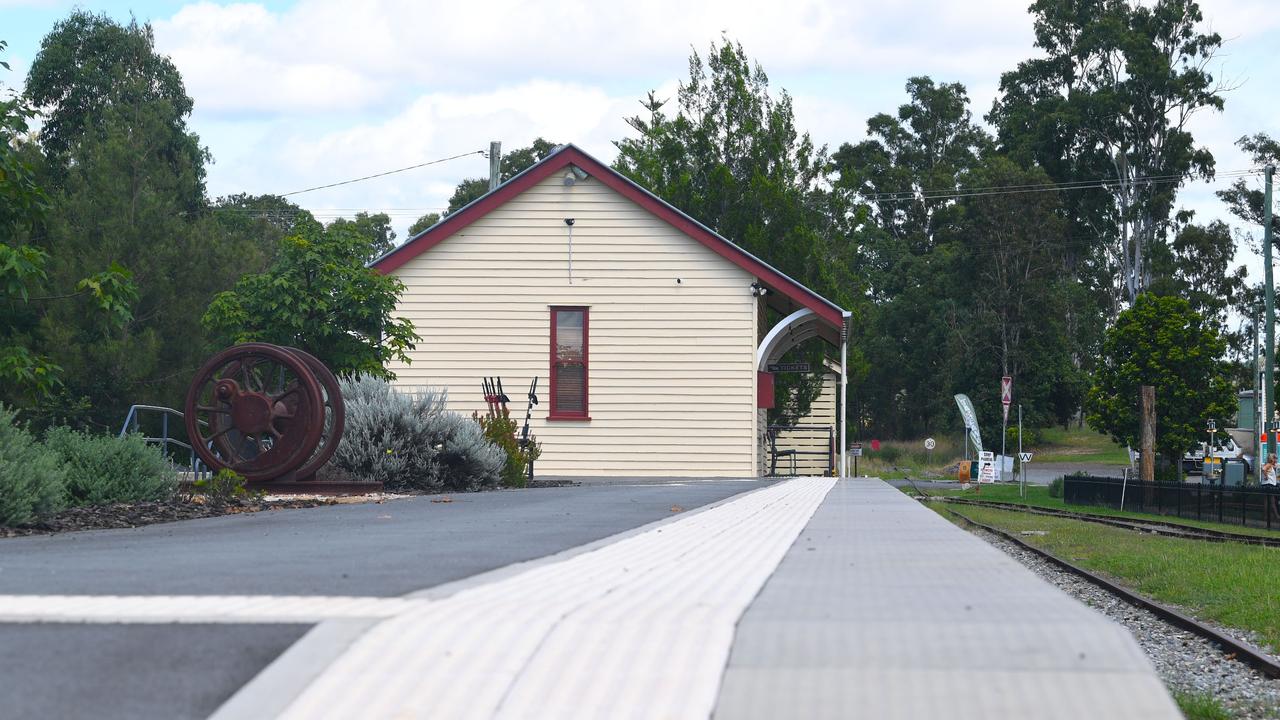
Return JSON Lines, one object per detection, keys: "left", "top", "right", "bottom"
{"left": 767, "top": 362, "right": 811, "bottom": 373}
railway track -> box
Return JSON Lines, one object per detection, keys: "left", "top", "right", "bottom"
{"left": 902, "top": 481, "right": 1280, "bottom": 548}
{"left": 938, "top": 505, "right": 1280, "bottom": 681}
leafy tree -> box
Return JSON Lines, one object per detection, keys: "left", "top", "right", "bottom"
{"left": 834, "top": 77, "right": 989, "bottom": 281}
{"left": 27, "top": 80, "right": 214, "bottom": 429}
{"left": 25, "top": 10, "right": 204, "bottom": 197}
{"left": 328, "top": 211, "right": 396, "bottom": 262}
{"left": 613, "top": 38, "right": 866, "bottom": 424}
{"left": 408, "top": 212, "right": 441, "bottom": 236}
{"left": 950, "top": 156, "right": 1085, "bottom": 436}
{"left": 0, "top": 39, "right": 135, "bottom": 406}
{"left": 833, "top": 78, "right": 990, "bottom": 436}
{"left": 446, "top": 139, "right": 559, "bottom": 214}
{"left": 211, "top": 193, "right": 310, "bottom": 267}
{"left": 1216, "top": 134, "right": 1280, "bottom": 246}
{"left": 203, "top": 218, "right": 420, "bottom": 379}
{"left": 1085, "top": 293, "right": 1234, "bottom": 470}
{"left": 991, "top": 0, "right": 1225, "bottom": 305}
{"left": 1148, "top": 215, "right": 1246, "bottom": 330}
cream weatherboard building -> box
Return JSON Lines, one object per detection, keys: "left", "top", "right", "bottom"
{"left": 374, "top": 145, "right": 850, "bottom": 477}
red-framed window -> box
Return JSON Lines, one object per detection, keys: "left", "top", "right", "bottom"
{"left": 550, "top": 306, "right": 589, "bottom": 420}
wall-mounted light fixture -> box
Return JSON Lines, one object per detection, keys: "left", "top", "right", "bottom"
{"left": 563, "top": 165, "right": 590, "bottom": 186}
{"left": 750, "top": 282, "right": 770, "bottom": 297}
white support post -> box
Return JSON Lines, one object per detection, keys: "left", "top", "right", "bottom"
{"left": 840, "top": 312, "right": 849, "bottom": 478}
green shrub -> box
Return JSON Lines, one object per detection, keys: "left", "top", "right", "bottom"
{"left": 44, "top": 427, "right": 177, "bottom": 506}
{"left": 1048, "top": 476, "right": 1065, "bottom": 498}
{"left": 475, "top": 408, "right": 541, "bottom": 488}
{"left": 333, "top": 375, "right": 438, "bottom": 490}
{"left": 193, "top": 468, "right": 249, "bottom": 502}
{"left": 0, "top": 404, "right": 66, "bottom": 526}
{"left": 335, "top": 376, "right": 503, "bottom": 491}
{"left": 427, "top": 411, "right": 504, "bottom": 491}
{"left": 1005, "top": 424, "right": 1043, "bottom": 448}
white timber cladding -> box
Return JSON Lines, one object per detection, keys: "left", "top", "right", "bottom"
{"left": 773, "top": 373, "right": 837, "bottom": 475}
{"left": 386, "top": 172, "right": 759, "bottom": 476}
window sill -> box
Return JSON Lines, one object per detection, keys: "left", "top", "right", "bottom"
{"left": 547, "top": 414, "right": 591, "bottom": 422}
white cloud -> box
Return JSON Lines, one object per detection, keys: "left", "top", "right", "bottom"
{"left": 154, "top": 0, "right": 1041, "bottom": 117}
{"left": 202, "top": 79, "right": 641, "bottom": 237}
{"left": 144, "top": 0, "right": 1275, "bottom": 248}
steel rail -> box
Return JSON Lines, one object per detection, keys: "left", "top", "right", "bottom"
{"left": 940, "top": 506, "right": 1280, "bottom": 680}
{"left": 931, "top": 497, "right": 1280, "bottom": 548}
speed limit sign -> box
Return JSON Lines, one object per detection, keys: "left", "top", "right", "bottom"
{"left": 924, "top": 438, "right": 936, "bottom": 450}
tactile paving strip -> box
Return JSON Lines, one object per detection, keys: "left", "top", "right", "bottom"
{"left": 278, "top": 476, "right": 836, "bottom": 720}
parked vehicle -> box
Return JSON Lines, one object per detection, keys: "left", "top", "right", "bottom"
{"left": 1182, "top": 436, "right": 1250, "bottom": 475}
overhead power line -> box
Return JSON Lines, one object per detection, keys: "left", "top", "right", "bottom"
{"left": 279, "top": 149, "right": 486, "bottom": 197}
{"left": 862, "top": 168, "right": 1262, "bottom": 204}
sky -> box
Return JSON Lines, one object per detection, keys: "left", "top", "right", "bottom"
{"left": 2, "top": 0, "right": 1278, "bottom": 259}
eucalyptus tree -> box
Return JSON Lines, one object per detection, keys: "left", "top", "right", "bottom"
{"left": 612, "top": 38, "right": 865, "bottom": 425}
{"left": 990, "top": 0, "right": 1226, "bottom": 306}
{"left": 1216, "top": 134, "right": 1280, "bottom": 243}
{"left": 25, "top": 10, "right": 205, "bottom": 198}
{"left": 832, "top": 78, "right": 989, "bottom": 436}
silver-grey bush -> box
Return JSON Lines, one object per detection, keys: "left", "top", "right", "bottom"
{"left": 335, "top": 376, "right": 502, "bottom": 491}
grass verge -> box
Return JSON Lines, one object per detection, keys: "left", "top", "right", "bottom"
{"left": 933, "top": 503, "right": 1280, "bottom": 654}
{"left": 1034, "top": 425, "right": 1131, "bottom": 464}
{"left": 1173, "top": 691, "right": 1233, "bottom": 720}
{"left": 910, "top": 483, "right": 1280, "bottom": 540}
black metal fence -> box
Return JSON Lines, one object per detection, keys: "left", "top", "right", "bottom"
{"left": 1064, "top": 475, "right": 1280, "bottom": 530}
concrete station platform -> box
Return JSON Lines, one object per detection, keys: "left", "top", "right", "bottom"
{"left": 0, "top": 477, "right": 1179, "bottom": 718}
{"left": 714, "top": 479, "right": 1179, "bottom": 719}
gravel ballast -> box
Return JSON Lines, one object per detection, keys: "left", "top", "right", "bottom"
{"left": 970, "top": 526, "right": 1280, "bottom": 719}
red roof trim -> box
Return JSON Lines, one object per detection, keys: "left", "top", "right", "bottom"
{"left": 373, "top": 145, "right": 845, "bottom": 328}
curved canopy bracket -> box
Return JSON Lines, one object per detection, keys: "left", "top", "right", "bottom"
{"left": 757, "top": 308, "right": 820, "bottom": 371}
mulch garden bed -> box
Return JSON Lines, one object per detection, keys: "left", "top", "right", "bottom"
{"left": 2, "top": 478, "right": 580, "bottom": 538}
{"left": 0, "top": 495, "right": 343, "bottom": 538}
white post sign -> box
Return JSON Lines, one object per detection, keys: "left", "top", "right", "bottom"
{"left": 978, "top": 450, "right": 998, "bottom": 483}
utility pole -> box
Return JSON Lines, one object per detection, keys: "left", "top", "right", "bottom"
{"left": 1140, "top": 386, "right": 1156, "bottom": 483}
{"left": 1256, "top": 311, "right": 1263, "bottom": 485}
{"left": 1018, "top": 404, "right": 1024, "bottom": 499}
{"left": 1265, "top": 165, "right": 1275, "bottom": 462}
{"left": 488, "top": 141, "right": 502, "bottom": 192}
